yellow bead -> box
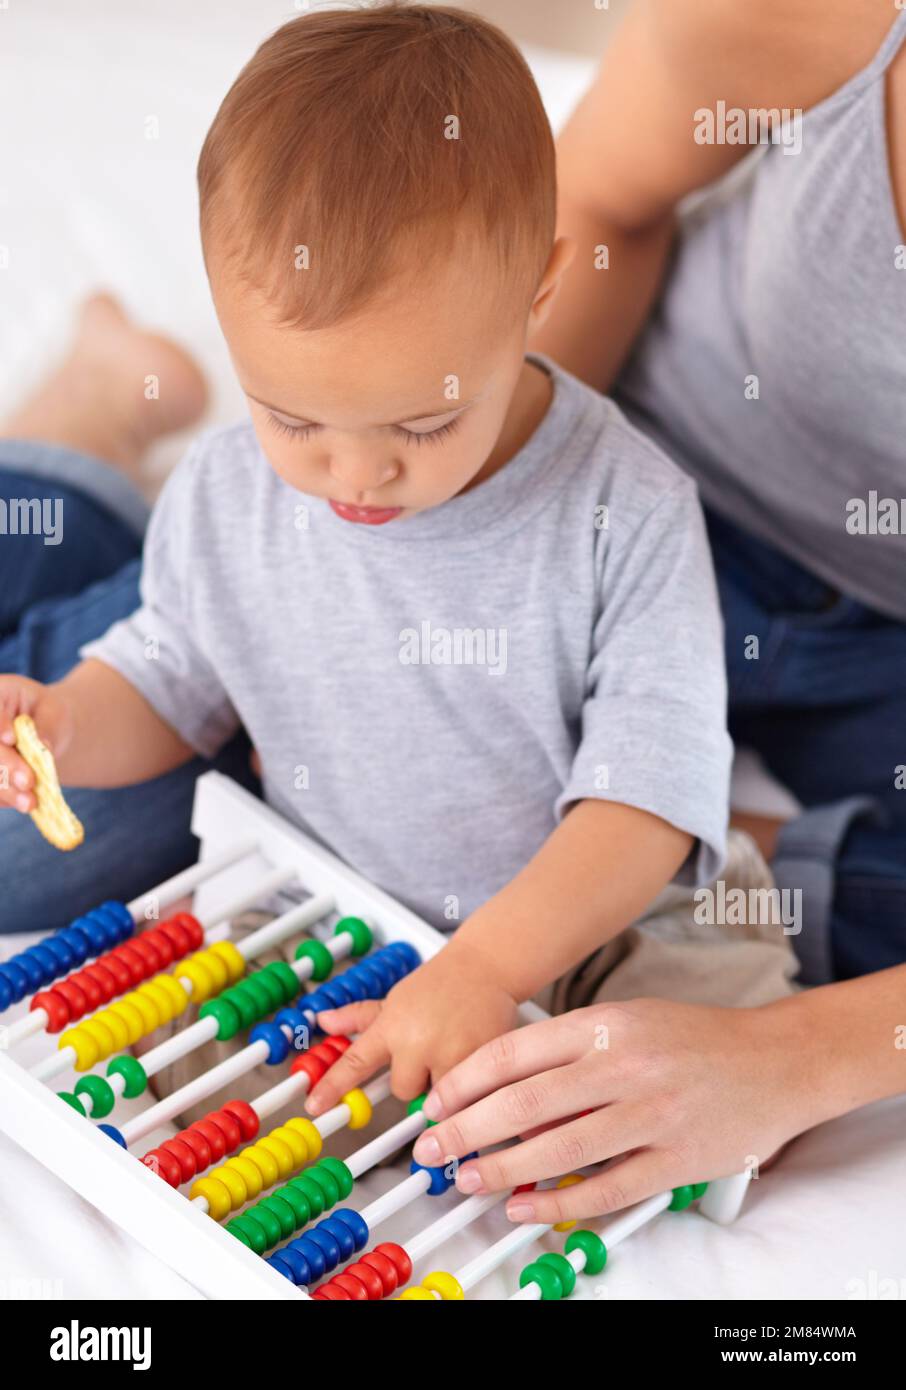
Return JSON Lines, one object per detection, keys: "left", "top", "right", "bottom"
{"left": 553, "top": 1173, "right": 584, "bottom": 1231}
{"left": 342, "top": 1088, "right": 372, "bottom": 1130}
{"left": 196, "top": 948, "right": 229, "bottom": 993}
{"left": 60, "top": 1026, "right": 99, "bottom": 1071}
{"left": 397, "top": 1286, "right": 437, "bottom": 1300}
{"left": 245, "top": 1142, "right": 281, "bottom": 1189}
{"left": 208, "top": 939, "right": 245, "bottom": 983}
{"left": 286, "top": 1117, "right": 322, "bottom": 1163}
{"left": 229, "top": 1155, "right": 265, "bottom": 1201}
{"left": 80, "top": 1016, "right": 117, "bottom": 1064}
{"left": 142, "top": 978, "right": 180, "bottom": 1025}
{"left": 421, "top": 1271, "right": 464, "bottom": 1301}
{"left": 128, "top": 988, "right": 161, "bottom": 1033}
{"left": 154, "top": 973, "right": 189, "bottom": 1017}
{"left": 211, "top": 1162, "right": 250, "bottom": 1212}
{"left": 263, "top": 1130, "right": 303, "bottom": 1174}
{"left": 177, "top": 955, "right": 216, "bottom": 1003}
{"left": 96, "top": 1006, "right": 130, "bottom": 1053}
{"left": 190, "top": 1175, "right": 232, "bottom": 1221}
{"left": 111, "top": 998, "right": 145, "bottom": 1045}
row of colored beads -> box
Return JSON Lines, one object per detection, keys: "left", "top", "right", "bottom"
{"left": 190, "top": 1114, "right": 323, "bottom": 1219}
{"left": 142, "top": 1100, "right": 259, "bottom": 1186}
{"left": 273, "top": 941, "right": 421, "bottom": 1047}
{"left": 266, "top": 1207, "right": 371, "bottom": 1286}
{"left": 313, "top": 1244, "right": 412, "bottom": 1300}
{"left": 58, "top": 940, "right": 245, "bottom": 1071}
{"left": 229, "top": 1155, "right": 355, "bottom": 1253}
{"left": 32, "top": 913, "right": 204, "bottom": 1033}
{"left": 0, "top": 901, "right": 132, "bottom": 1010}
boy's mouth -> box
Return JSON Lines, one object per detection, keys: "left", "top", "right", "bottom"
{"left": 329, "top": 500, "right": 403, "bottom": 525}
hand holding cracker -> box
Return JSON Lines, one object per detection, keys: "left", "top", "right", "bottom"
{"left": 0, "top": 675, "right": 79, "bottom": 848}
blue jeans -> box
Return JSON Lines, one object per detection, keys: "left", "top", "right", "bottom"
{"left": 0, "top": 442, "right": 257, "bottom": 933}
{"left": 706, "top": 510, "right": 906, "bottom": 983}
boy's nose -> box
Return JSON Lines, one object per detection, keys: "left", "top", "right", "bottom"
{"left": 328, "top": 452, "right": 399, "bottom": 494}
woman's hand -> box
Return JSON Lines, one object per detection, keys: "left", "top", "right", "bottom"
{"left": 304, "top": 942, "right": 520, "bottom": 1116}
{"left": 411, "top": 997, "right": 820, "bottom": 1224}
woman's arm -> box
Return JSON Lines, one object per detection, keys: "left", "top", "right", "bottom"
{"left": 411, "top": 968, "right": 906, "bottom": 1223}
{"left": 534, "top": 0, "right": 875, "bottom": 391}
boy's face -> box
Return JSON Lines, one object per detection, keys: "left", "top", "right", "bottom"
{"left": 211, "top": 252, "right": 557, "bottom": 525}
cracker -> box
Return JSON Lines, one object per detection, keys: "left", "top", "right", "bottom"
{"left": 13, "top": 714, "right": 84, "bottom": 852}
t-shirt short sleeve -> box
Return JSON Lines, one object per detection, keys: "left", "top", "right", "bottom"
{"left": 555, "top": 476, "right": 732, "bottom": 885}
{"left": 80, "top": 441, "right": 240, "bottom": 759}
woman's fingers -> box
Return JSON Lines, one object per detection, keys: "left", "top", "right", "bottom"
{"left": 445, "top": 1102, "right": 651, "bottom": 1195}
{"left": 414, "top": 1052, "right": 609, "bottom": 1166}
{"left": 504, "top": 1148, "right": 673, "bottom": 1225}
{"left": 424, "top": 1010, "right": 593, "bottom": 1124}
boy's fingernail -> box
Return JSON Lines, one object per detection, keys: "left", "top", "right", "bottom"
{"left": 13, "top": 771, "right": 30, "bottom": 790}
{"left": 456, "top": 1167, "right": 482, "bottom": 1194}
{"left": 506, "top": 1202, "right": 534, "bottom": 1222}
{"left": 306, "top": 1097, "right": 324, "bottom": 1116}
{"left": 413, "top": 1134, "right": 441, "bottom": 1163}
{"left": 422, "top": 1091, "right": 444, "bottom": 1121}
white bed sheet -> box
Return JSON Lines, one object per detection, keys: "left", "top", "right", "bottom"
{"left": 1, "top": 2, "right": 903, "bottom": 1302}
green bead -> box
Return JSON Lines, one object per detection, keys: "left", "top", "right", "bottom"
{"left": 242, "top": 1206, "right": 282, "bottom": 1253}
{"left": 74, "top": 1074, "right": 116, "bottom": 1118}
{"left": 334, "top": 916, "right": 373, "bottom": 958}
{"left": 565, "top": 1229, "right": 607, "bottom": 1276}
{"left": 519, "top": 1260, "right": 564, "bottom": 1300}
{"left": 538, "top": 1252, "right": 577, "bottom": 1298}
{"left": 307, "top": 1163, "right": 340, "bottom": 1209}
{"left": 294, "top": 939, "right": 334, "bottom": 981}
{"left": 277, "top": 1181, "right": 312, "bottom": 1229}
{"left": 318, "top": 1156, "right": 354, "bottom": 1200}
{"left": 407, "top": 1093, "right": 437, "bottom": 1127}
{"left": 243, "top": 972, "right": 279, "bottom": 1014}
{"left": 227, "top": 1214, "right": 267, "bottom": 1252}
{"left": 57, "top": 1091, "right": 86, "bottom": 1116}
{"left": 264, "top": 960, "right": 298, "bottom": 1004}
{"left": 199, "top": 996, "right": 241, "bottom": 1041}
{"left": 107, "top": 1054, "right": 147, "bottom": 1098}
{"left": 291, "top": 1173, "right": 327, "bottom": 1220}
{"left": 669, "top": 1185, "right": 695, "bottom": 1211}
{"left": 262, "top": 1194, "right": 297, "bottom": 1241}
{"left": 691, "top": 1182, "right": 708, "bottom": 1200}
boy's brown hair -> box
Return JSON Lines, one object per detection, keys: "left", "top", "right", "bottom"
{"left": 197, "top": 2, "right": 556, "bottom": 330}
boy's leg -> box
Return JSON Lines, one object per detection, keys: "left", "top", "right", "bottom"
{"left": 706, "top": 510, "right": 906, "bottom": 983}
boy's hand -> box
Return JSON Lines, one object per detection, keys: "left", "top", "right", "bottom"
{"left": 304, "top": 942, "right": 519, "bottom": 1116}
{"left": 0, "top": 677, "right": 74, "bottom": 813}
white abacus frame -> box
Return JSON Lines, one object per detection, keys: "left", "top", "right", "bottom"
{"left": 0, "top": 771, "right": 748, "bottom": 1299}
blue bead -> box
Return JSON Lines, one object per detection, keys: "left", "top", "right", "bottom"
{"left": 58, "top": 925, "right": 92, "bottom": 965}
{"left": 0, "top": 970, "right": 14, "bottom": 1011}
{"left": 387, "top": 941, "right": 421, "bottom": 973}
{"left": 267, "top": 1252, "right": 301, "bottom": 1284}
{"left": 318, "top": 1214, "right": 357, "bottom": 1264}
{"left": 315, "top": 979, "right": 352, "bottom": 1010}
{"left": 98, "top": 1124, "right": 127, "bottom": 1147}
{"left": 410, "top": 1159, "right": 455, "bottom": 1196}
{"left": 96, "top": 902, "right": 133, "bottom": 944}
{"left": 249, "top": 1021, "right": 290, "bottom": 1065}
{"left": 287, "top": 1234, "right": 328, "bottom": 1283}
{"left": 75, "top": 915, "right": 109, "bottom": 954}
{"left": 305, "top": 1225, "right": 341, "bottom": 1273}
{"left": 332, "top": 1207, "right": 369, "bottom": 1251}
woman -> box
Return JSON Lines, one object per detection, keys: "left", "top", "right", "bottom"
{"left": 405, "top": 0, "right": 906, "bottom": 1223}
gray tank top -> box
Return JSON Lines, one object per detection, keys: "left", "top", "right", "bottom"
{"left": 616, "top": 10, "right": 906, "bottom": 620}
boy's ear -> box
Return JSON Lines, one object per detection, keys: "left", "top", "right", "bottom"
{"left": 528, "top": 236, "right": 576, "bottom": 331}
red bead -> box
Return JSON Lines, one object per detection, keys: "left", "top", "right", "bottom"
{"left": 172, "top": 912, "right": 204, "bottom": 950}
{"left": 144, "top": 1147, "right": 182, "bottom": 1187}
{"left": 56, "top": 977, "right": 90, "bottom": 1019}
{"left": 208, "top": 1109, "right": 241, "bottom": 1151}
{"left": 99, "top": 953, "right": 134, "bottom": 994}
{"left": 158, "top": 919, "right": 191, "bottom": 957}
{"left": 513, "top": 1182, "right": 538, "bottom": 1195}
{"left": 312, "top": 1285, "right": 349, "bottom": 1300}
{"left": 31, "top": 989, "right": 71, "bottom": 1033}
{"left": 130, "top": 933, "right": 167, "bottom": 974}
{"left": 162, "top": 1137, "right": 198, "bottom": 1184}
{"left": 291, "top": 1052, "right": 328, "bottom": 1085}
{"left": 179, "top": 1128, "right": 213, "bottom": 1173}
{"left": 222, "top": 1099, "right": 259, "bottom": 1141}
{"left": 332, "top": 1270, "right": 373, "bottom": 1300}
{"left": 112, "top": 944, "right": 147, "bottom": 987}
{"left": 192, "top": 1118, "right": 229, "bottom": 1163}
{"left": 374, "top": 1242, "right": 412, "bottom": 1285}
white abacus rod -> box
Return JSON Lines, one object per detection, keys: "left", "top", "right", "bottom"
{"left": 30, "top": 893, "right": 335, "bottom": 1085}
{"left": 190, "top": 1075, "right": 394, "bottom": 1214}
{"left": 509, "top": 1189, "right": 672, "bottom": 1300}
{"left": 455, "top": 1216, "right": 550, "bottom": 1292}
{"left": 403, "top": 1189, "right": 505, "bottom": 1265}
{"left": 119, "top": 1040, "right": 271, "bottom": 1143}
{"left": 126, "top": 838, "right": 259, "bottom": 919}
{"left": 6, "top": 862, "right": 298, "bottom": 1050}
{"left": 196, "top": 865, "right": 298, "bottom": 934}
{"left": 345, "top": 1108, "right": 425, "bottom": 1179}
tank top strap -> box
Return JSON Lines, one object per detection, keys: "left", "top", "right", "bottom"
{"left": 837, "top": 8, "right": 906, "bottom": 99}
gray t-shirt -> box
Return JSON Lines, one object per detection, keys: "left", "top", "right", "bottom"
{"left": 84, "top": 356, "right": 731, "bottom": 932}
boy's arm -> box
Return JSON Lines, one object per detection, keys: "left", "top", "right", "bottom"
{"left": 54, "top": 659, "right": 195, "bottom": 786}
{"left": 447, "top": 798, "right": 692, "bottom": 1001}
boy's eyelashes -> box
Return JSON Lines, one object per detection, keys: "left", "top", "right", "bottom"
{"left": 265, "top": 410, "right": 463, "bottom": 447}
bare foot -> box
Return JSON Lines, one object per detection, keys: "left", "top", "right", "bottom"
{"left": 3, "top": 292, "right": 208, "bottom": 473}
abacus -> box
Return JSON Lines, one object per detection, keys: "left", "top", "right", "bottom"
{"left": 0, "top": 772, "right": 750, "bottom": 1300}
